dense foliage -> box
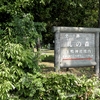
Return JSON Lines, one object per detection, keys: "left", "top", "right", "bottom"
{"left": 1, "top": 72, "right": 100, "bottom": 100}
{"left": 0, "top": 0, "right": 100, "bottom": 100}
{"left": 0, "top": 0, "right": 99, "bottom": 44}
{"left": 0, "top": 0, "right": 45, "bottom": 99}
{"left": 30, "top": 0, "right": 99, "bottom": 44}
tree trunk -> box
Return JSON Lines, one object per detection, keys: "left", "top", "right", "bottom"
{"left": 36, "top": 37, "right": 41, "bottom": 51}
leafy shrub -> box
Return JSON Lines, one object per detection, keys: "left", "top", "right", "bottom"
{"left": 0, "top": 13, "right": 45, "bottom": 99}
{"left": 14, "top": 73, "right": 100, "bottom": 100}
{"left": 0, "top": 42, "right": 39, "bottom": 100}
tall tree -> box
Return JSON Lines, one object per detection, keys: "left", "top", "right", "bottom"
{"left": 29, "top": 0, "right": 99, "bottom": 44}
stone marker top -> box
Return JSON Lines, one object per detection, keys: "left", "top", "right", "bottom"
{"left": 53, "top": 26, "right": 100, "bottom": 33}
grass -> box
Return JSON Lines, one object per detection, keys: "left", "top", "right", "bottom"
{"left": 41, "top": 49, "right": 54, "bottom": 62}
{"left": 41, "top": 49, "right": 54, "bottom": 55}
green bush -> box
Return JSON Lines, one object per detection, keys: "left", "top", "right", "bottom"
{"left": 12, "top": 73, "right": 100, "bottom": 100}
{"left": 0, "top": 42, "right": 39, "bottom": 100}
{"left": 0, "top": 13, "right": 45, "bottom": 99}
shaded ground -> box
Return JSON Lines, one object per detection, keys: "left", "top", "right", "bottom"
{"left": 40, "top": 50, "right": 96, "bottom": 77}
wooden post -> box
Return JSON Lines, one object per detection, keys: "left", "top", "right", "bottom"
{"left": 99, "top": 0, "right": 100, "bottom": 27}
{"left": 95, "top": 32, "right": 99, "bottom": 77}
{"left": 98, "top": 0, "right": 100, "bottom": 78}
{"left": 54, "top": 30, "right": 60, "bottom": 72}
